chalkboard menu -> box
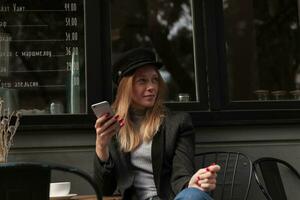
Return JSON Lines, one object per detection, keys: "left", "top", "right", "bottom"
{"left": 0, "top": 0, "right": 86, "bottom": 115}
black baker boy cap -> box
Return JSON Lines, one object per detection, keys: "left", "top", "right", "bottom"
{"left": 112, "top": 47, "right": 163, "bottom": 85}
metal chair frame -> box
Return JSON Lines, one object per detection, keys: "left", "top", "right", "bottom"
{"left": 253, "top": 157, "right": 300, "bottom": 200}
{"left": 195, "top": 151, "right": 253, "bottom": 200}
{"left": 0, "top": 162, "right": 102, "bottom": 200}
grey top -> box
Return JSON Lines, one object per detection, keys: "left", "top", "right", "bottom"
{"left": 131, "top": 140, "right": 157, "bottom": 200}
{"left": 129, "top": 108, "right": 157, "bottom": 200}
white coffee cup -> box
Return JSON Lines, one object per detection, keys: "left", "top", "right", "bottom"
{"left": 49, "top": 182, "right": 71, "bottom": 197}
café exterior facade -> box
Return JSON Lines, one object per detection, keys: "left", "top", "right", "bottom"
{"left": 1, "top": 0, "right": 299, "bottom": 198}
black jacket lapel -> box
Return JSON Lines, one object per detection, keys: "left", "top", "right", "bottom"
{"left": 152, "top": 123, "right": 165, "bottom": 197}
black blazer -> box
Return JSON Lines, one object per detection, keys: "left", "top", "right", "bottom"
{"left": 94, "top": 111, "right": 195, "bottom": 200}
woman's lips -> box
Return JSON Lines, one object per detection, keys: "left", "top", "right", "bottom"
{"left": 143, "top": 95, "right": 156, "bottom": 99}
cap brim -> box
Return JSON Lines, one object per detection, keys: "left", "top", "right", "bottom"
{"left": 122, "top": 61, "right": 163, "bottom": 77}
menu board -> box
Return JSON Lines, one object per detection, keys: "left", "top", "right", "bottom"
{"left": 0, "top": 0, "right": 86, "bottom": 114}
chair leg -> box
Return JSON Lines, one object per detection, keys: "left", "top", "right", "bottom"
{"left": 259, "top": 162, "right": 287, "bottom": 200}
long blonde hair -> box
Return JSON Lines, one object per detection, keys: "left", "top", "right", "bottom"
{"left": 112, "top": 69, "right": 166, "bottom": 152}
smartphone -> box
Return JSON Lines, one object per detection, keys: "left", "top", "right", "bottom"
{"left": 91, "top": 101, "right": 114, "bottom": 118}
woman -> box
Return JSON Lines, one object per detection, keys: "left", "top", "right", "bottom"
{"left": 94, "top": 48, "right": 220, "bottom": 200}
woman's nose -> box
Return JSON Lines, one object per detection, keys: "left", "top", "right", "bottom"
{"left": 147, "top": 82, "right": 155, "bottom": 90}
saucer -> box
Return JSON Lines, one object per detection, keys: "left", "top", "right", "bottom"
{"left": 50, "top": 194, "right": 77, "bottom": 200}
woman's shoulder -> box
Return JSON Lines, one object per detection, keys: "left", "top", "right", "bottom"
{"left": 164, "top": 109, "right": 192, "bottom": 123}
{"left": 163, "top": 109, "right": 194, "bottom": 135}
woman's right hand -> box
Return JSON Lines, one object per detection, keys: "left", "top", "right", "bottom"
{"left": 94, "top": 113, "right": 124, "bottom": 160}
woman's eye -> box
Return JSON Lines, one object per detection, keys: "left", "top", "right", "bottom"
{"left": 137, "top": 78, "right": 146, "bottom": 83}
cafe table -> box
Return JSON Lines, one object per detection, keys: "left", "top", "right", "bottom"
{"left": 70, "top": 195, "right": 122, "bottom": 200}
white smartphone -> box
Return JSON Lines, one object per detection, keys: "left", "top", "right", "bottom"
{"left": 91, "top": 101, "right": 114, "bottom": 118}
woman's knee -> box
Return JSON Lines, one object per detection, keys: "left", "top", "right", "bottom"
{"left": 174, "top": 187, "right": 213, "bottom": 200}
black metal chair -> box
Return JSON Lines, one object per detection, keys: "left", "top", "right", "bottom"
{"left": 194, "top": 151, "right": 252, "bottom": 200}
{"left": 253, "top": 157, "right": 300, "bottom": 200}
{"left": 0, "top": 162, "right": 102, "bottom": 200}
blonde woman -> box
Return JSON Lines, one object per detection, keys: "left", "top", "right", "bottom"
{"left": 94, "top": 48, "right": 220, "bottom": 200}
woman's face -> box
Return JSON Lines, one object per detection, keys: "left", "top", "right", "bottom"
{"left": 131, "top": 65, "right": 159, "bottom": 109}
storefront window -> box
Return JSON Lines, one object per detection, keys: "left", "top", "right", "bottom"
{"left": 223, "top": 0, "right": 300, "bottom": 101}
{"left": 110, "top": 0, "right": 197, "bottom": 102}
{"left": 0, "top": 0, "right": 86, "bottom": 115}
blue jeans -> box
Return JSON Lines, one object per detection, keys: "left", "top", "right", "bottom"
{"left": 174, "top": 188, "right": 213, "bottom": 200}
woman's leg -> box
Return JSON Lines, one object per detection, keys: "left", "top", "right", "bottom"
{"left": 174, "top": 188, "right": 213, "bottom": 200}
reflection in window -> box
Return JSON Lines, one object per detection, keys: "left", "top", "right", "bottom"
{"left": 110, "top": 0, "right": 197, "bottom": 102}
{"left": 223, "top": 0, "right": 300, "bottom": 101}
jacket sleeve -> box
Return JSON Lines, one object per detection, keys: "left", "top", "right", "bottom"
{"left": 171, "top": 112, "right": 195, "bottom": 194}
{"left": 93, "top": 152, "right": 117, "bottom": 195}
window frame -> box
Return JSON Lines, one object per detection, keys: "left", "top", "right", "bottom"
{"left": 207, "top": 0, "right": 300, "bottom": 111}
{"left": 164, "top": 0, "right": 209, "bottom": 111}
{"left": 198, "top": 0, "right": 300, "bottom": 124}
{"left": 20, "top": 0, "right": 300, "bottom": 129}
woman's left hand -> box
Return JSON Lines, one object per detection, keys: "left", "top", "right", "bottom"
{"left": 188, "top": 163, "right": 221, "bottom": 192}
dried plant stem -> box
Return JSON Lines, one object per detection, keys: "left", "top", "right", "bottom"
{"left": 0, "top": 100, "right": 21, "bottom": 163}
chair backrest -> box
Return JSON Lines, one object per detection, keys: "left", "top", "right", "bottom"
{"left": 0, "top": 162, "right": 102, "bottom": 200}
{"left": 253, "top": 157, "right": 300, "bottom": 200}
{"left": 194, "top": 151, "right": 252, "bottom": 200}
